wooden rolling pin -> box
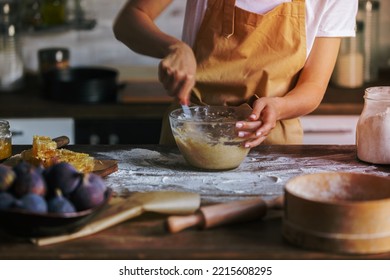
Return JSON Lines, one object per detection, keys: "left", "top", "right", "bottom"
{"left": 166, "top": 196, "right": 284, "bottom": 233}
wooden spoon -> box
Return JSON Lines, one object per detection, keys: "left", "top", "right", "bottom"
{"left": 32, "top": 191, "right": 201, "bottom": 246}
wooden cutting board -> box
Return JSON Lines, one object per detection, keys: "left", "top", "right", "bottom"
{"left": 3, "top": 136, "right": 118, "bottom": 177}
{"left": 92, "top": 159, "right": 118, "bottom": 177}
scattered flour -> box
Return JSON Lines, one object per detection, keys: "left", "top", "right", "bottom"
{"left": 95, "top": 147, "right": 388, "bottom": 203}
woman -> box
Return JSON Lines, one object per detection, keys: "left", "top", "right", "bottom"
{"left": 113, "top": 0, "right": 358, "bottom": 147}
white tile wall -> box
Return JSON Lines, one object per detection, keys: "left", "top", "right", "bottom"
{"left": 21, "top": 0, "right": 186, "bottom": 74}
{"left": 21, "top": 0, "right": 390, "bottom": 75}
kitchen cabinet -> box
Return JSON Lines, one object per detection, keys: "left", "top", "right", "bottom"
{"left": 76, "top": 115, "right": 361, "bottom": 145}
{"left": 0, "top": 69, "right": 388, "bottom": 144}
{"left": 6, "top": 118, "right": 75, "bottom": 144}
{"left": 75, "top": 118, "right": 162, "bottom": 144}
{"left": 0, "top": 76, "right": 171, "bottom": 144}
{"left": 300, "top": 115, "right": 359, "bottom": 144}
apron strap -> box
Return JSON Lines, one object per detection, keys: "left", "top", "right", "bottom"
{"left": 222, "top": 0, "right": 236, "bottom": 38}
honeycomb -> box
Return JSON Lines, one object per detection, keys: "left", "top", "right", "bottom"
{"left": 21, "top": 136, "right": 95, "bottom": 173}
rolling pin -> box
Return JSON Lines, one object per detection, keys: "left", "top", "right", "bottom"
{"left": 166, "top": 195, "right": 284, "bottom": 233}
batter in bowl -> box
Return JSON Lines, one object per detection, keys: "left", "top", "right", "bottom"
{"left": 173, "top": 124, "right": 249, "bottom": 170}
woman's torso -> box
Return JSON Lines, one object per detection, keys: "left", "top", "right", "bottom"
{"left": 182, "top": 0, "right": 357, "bottom": 59}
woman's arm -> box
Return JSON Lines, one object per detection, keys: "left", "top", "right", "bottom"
{"left": 113, "top": 0, "right": 175, "bottom": 58}
{"left": 113, "top": 0, "right": 196, "bottom": 104}
{"left": 238, "top": 37, "right": 341, "bottom": 147}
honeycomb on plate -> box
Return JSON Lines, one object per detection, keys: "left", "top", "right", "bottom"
{"left": 21, "top": 135, "right": 95, "bottom": 173}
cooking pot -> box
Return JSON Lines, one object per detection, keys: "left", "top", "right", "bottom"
{"left": 42, "top": 67, "right": 119, "bottom": 104}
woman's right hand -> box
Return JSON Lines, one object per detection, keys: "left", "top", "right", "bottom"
{"left": 158, "top": 42, "right": 197, "bottom": 105}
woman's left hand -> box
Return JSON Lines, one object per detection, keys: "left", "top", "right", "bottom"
{"left": 235, "top": 97, "right": 280, "bottom": 148}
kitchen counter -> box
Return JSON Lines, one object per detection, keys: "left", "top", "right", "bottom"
{"left": 0, "top": 79, "right": 172, "bottom": 120}
{"left": 0, "top": 68, "right": 389, "bottom": 119}
{"left": 1, "top": 144, "right": 390, "bottom": 260}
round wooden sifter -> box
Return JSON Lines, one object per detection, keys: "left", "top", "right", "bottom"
{"left": 283, "top": 172, "right": 390, "bottom": 254}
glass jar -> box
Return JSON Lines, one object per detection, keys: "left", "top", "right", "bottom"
{"left": 38, "top": 47, "right": 70, "bottom": 75}
{"left": 41, "top": 0, "right": 67, "bottom": 27}
{"left": 0, "top": 1, "right": 24, "bottom": 91}
{"left": 0, "top": 120, "right": 12, "bottom": 160}
{"left": 21, "top": 0, "right": 43, "bottom": 31}
{"left": 356, "top": 86, "right": 390, "bottom": 164}
{"left": 332, "top": 21, "right": 364, "bottom": 88}
{"left": 357, "top": 0, "right": 380, "bottom": 82}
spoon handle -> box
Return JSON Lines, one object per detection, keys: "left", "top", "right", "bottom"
{"left": 181, "top": 104, "right": 192, "bottom": 118}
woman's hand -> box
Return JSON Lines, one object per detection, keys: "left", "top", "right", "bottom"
{"left": 235, "top": 38, "right": 342, "bottom": 148}
{"left": 235, "top": 97, "right": 281, "bottom": 148}
{"left": 158, "top": 42, "right": 197, "bottom": 105}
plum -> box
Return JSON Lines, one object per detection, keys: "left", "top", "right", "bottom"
{"left": 83, "top": 172, "right": 106, "bottom": 193}
{"left": 18, "top": 193, "right": 48, "bottom": 213}
{"left": 47, "top": 189, "right": 76, "bottom": 214}
{"left": 11, "top": 161, "right": 46, "bottom": 197}
{"left": 0, "top": 192, "right": 16, "bottom": 210}
{"left": 0, "top": 165, "right": 16, "bottom": 192}
{"left": 43, "top": 162, "right": 82, "bottom": 198}
{"left": 71, "top": 173, "right": 106, "bottom": 211}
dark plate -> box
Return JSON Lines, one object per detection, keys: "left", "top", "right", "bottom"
{"left": 0, "top": 188, "right": 112, "bottom": 237}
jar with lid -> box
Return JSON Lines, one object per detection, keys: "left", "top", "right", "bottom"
{"left": 356, "top": 86, "right": 390, "bottom": 164}
{"left": 332, "top": 21, "right": 364, "bottom": 88}
{"left": 0, "top": 120, "right": 12, "bottom": 161}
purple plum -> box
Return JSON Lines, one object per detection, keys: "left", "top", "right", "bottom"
{"left": 71, "top": 173, "right": 106, "bottom": 211}
{"left": 11, "top": 161, "right": 46, "bottom": 197}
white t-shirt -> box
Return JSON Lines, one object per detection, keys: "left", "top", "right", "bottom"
{"left": 182, "top": 0, "right": 358, "bottom": 59}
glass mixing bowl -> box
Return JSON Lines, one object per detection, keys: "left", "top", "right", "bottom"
{"left": 169, "top": 106, "right": 252, "bottom": 170}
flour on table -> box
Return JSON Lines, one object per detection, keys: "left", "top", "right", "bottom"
{"left": 96, "top": 147, "right": 387, "bottom": 203}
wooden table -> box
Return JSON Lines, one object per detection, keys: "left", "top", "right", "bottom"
{"left": 1, "top": 144, "right": 390, "bottom": 260}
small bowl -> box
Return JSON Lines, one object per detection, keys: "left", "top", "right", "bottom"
{"left": 0, "top": 188, "right": 112, "bottom": 237}
{"left": 169, "top": 106, "right": 252, "bottom": 170}
{"left": 283, "top": 172, "right": 390, "bottom": 254}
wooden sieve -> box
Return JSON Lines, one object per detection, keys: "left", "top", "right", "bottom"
{"left": 283, "top": 172, "right": 390, "bottom": 254}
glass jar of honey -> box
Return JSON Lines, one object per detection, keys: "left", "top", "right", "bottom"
{"left": 0, "top": 120, "right": 12, "bottom": 161}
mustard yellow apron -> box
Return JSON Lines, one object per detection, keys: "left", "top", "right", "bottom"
{"left": 160, "top": 0, "right": 306, "bottom": 145}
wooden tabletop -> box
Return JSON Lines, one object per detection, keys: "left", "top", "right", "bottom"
{"left": 1, "top": 144, "right": 390, "bottom": 260}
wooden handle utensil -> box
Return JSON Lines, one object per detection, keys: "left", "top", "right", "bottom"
{"left": 32, "top": 191, "right": 201, "bottom": 246}
{"left": 166, "top": 196, "right": 284, "bottom": 233}
{"left": 53, "top": 135, "right": 70, "bottom": 148}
